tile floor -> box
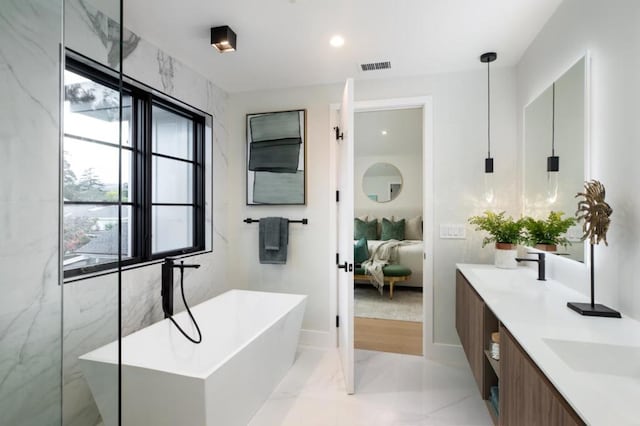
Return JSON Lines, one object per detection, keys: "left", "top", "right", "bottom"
{"left": 248, "top": 347, "right": 493, "bottom": 426}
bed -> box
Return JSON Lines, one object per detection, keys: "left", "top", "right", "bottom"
{"left": 359, "top": 239, "right": 424, "bottom": 288}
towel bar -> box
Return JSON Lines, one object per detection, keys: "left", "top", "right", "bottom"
{"left": 243, "top": 218, "right": 308, "bottom": 225}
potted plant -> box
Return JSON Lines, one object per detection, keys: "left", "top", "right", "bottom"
{"left": 469, "top": 211, "right": 525, "bottom": 269}
{"left": 523, "top": 211, "right": 576, "bottom": 252}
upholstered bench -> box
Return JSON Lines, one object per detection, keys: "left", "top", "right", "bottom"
{"left": 353, "top": 264, "right": 412, "bottom": 299}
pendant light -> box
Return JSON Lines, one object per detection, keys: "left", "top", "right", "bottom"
{"left": 547, "top": 82, "right": 560, "bottom": 203}
{"left": 481, "top": 52, "right": 497, "bottom": 203}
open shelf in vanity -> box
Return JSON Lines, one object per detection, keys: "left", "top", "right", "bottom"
{"left": 455, "top": 269, "right": 585, "bottom": 426}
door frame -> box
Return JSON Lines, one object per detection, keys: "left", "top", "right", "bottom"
{"left": 330, "top": 95, "right": 456, "bottom": 360}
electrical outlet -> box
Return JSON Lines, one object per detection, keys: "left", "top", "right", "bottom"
{"left": 439, "top": 224, "right": 466, "bottom": 239}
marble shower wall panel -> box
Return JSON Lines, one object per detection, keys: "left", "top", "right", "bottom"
{"left": 62, "top": 1, "right": 230, "bottom": 424}
{"left": 62, "top": 274, "right": 118, "bottom": 426}
{"left": 0, "top": 1, "right": 63, "bottom": 425}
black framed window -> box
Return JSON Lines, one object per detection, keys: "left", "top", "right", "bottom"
{"left": 63, "top": 57, "right": 206, "bottom": 278}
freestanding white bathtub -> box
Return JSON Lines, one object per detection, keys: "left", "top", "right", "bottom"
{"left": 79, "top": 289, "right": 307, "bottom": 426}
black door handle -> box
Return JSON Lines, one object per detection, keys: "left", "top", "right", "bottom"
{"left": 337, "top": 262, "right": 353, "bottom": 272}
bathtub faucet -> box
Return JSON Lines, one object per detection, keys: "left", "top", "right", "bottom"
{"left": 162, "top": 257, "right": 201, "bottom": 318}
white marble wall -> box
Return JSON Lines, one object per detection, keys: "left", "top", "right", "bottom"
{"left": 62, "top": 1, "right": 230, "bottom": 425}
{"left": 0, "top": 1, "right": 63, "bottom": 425}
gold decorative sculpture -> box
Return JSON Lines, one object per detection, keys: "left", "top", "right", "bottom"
{"left": 568, "top": 180, "right": 620, "bottom": 318}
{"left": 575, "top": 180, "right": 613, "bottom": 246}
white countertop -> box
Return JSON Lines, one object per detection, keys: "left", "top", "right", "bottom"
{"left": 456, "top": 263, "right": 640, "bottom": 426}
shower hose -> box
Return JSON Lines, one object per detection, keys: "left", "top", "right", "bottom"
{"left": 167, "top": 263, "right": 203, "bottom": 344}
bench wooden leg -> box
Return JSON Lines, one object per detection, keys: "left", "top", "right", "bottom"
{"left": 389, "top": 279, "right": 395, "bottom": 299}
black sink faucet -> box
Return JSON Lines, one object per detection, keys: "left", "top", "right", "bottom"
{"left": 515, "top": 252, "right": 546, "bottom": 281}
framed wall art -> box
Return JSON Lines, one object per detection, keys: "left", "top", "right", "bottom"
{"left": 246, "top": 109, "right": 306, "bottom": 205}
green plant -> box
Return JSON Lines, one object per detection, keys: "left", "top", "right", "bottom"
{"left": 468, "top": 211, "right": 525, "bottom": 247}
{"left": 523, "top": 211, "right": 576, "bottom": 248}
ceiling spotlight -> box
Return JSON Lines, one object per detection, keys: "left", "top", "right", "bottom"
{"left": 330, "top": 35, "right": 345, "bottom": 48}
{"left": 381, "top": 130, "right": 388, "bottom": 135}
{"left": 211, "top": 26, "right": 237, "bottom": 53}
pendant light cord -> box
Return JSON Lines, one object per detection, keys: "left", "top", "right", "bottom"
{"left": 487, "top": 60, "right": 491, "bottom": 158}
{"left": 551, "top": 82, "right": 556, "bottom": 156}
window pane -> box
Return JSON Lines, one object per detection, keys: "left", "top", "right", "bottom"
{"left": 152, "top": 206, "right": 193, "bottom": 253}
{"left": 63, "top": 204, "right": 132, "bottom": 271}
{"left": 64, "top": 138, "right": 131, "bottom": 202}
{"left": 152, "top": 156, "right": 193, "bottom": 204}
{"left": 152, "top": 105, "right": 194, "bottom": 160}
{"left": 64, "top": 70, "right": 132, "bottom": 147}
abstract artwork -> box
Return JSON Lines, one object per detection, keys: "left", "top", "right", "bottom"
{"left": 246, "top": 109, "right": 306, "bottom": 205}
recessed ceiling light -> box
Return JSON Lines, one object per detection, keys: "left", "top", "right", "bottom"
{"left": 381, "top": 130, "right": 388, "bottom": 135}
{"left": 330, "top": 35, "right": 345, "bottom": 48}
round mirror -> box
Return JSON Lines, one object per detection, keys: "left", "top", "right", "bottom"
{"left": 362, "top": 163, "right": 403, "bottom": 203}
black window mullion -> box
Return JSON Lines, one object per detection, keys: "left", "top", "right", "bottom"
{"left": 195, "top": 118, "right": 205, "bottom": 250}
{"left": 141, "top": 93, "right": 153, "bottom": 262}
{"left": 150, "top": 151, "right": 196, "bottom": 164}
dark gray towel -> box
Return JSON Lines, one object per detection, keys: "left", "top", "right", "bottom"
{"left": 263, "top": 217, "right": 281, "bottom": 250}
{"left": 259, "top": 217, "right": 289, "bottom": 264}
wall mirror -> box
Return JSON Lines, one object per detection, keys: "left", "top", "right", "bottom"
{"left": 246, "top": 109, "right": 306, "bottom": 205}
{"left": 523, "top": 56, "right": 588, "bottom": 262}
{"left": 362, "top": 162, "right": 403, "bottom": 203}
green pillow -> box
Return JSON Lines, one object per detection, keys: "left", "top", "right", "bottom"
{"left": 381, "top": 218, "right": 405, "bottom": 240}
{"left": 354, "top": 237, "right": 369, "bottom": 264}
{"left": 354, "top": 218, "right": 377, "bottom": 240}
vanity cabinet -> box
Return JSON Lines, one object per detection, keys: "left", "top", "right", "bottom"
{"left": 500, "top": 327, "right": 583, "bottom": 426}
{"left": 456, "top": 269, "right": 584, "bottom": 426}
{"left": 455, "top": 270, "right": 484, "bottom": 391}
{"left": 455, "top": 270, "right": 499, "bottom": 402}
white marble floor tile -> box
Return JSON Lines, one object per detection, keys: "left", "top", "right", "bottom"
{"left": 248, "top": 348, "right": 492, "bottom": 426}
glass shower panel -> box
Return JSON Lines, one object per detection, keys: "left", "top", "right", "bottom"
{"left": 0, "top": 1, "right": 64, "bottom": 425}
{"left": 63, "top": 0, "right": 123, "bottom": 425}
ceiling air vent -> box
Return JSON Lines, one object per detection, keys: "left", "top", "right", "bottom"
{"left": 360, "top": 61, "right": 391, "bottom": 72}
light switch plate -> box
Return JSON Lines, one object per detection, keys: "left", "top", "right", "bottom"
{"left": 439, "top": 224, "right": 466, "bottom": 239}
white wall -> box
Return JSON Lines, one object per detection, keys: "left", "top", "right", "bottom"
{"left": 228, "top": 66, "right": 518, "bottom": 347}
{"left": 516, "top": 0, "right": 640, "bottom": 318}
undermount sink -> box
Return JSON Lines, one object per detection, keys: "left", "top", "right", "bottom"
{"left": 543, "top": 338, "right": 640, "bottom": 380}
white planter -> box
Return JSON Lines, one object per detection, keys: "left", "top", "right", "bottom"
{"left": 494, "top": 243, "right": 517, "bottom": 269}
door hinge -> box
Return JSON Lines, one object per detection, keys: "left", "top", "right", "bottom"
{"left": 334, "top": 126, "right": 344, "bottom": 140}
{"left": 336, "top": 190, "right": 340, "bottom": 202}
{"left": 336, "top": 315, "right": 340, "bottom": 328}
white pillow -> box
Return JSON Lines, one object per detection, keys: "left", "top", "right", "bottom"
{"left": 404, "top": 215, "right": 423, "bottom": 240}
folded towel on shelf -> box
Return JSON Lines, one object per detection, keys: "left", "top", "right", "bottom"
{"left": 259, "top": 217, "right": 289, "bottom": 264}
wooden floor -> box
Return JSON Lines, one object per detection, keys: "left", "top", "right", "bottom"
{"left": 354, "top": 317, "right": 423, "bottom": 356}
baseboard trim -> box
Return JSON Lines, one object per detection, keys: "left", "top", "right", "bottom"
{"left": 424, "top": 342, "right": 466, "bottom": 366}
{"left": 299, "top": 329, "right": 332, "bottom": 348}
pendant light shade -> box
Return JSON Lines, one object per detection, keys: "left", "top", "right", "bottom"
{"left": 481, "top": 52, "right": 497, "bottom": 203}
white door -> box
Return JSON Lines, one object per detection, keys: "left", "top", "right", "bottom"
{"left": 336, "top": 78, "right": 355, "bottom": 394}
